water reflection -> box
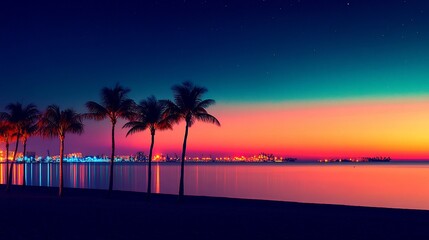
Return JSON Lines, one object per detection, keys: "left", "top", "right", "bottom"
{"left": 0, "top": 163, "right": 5, "bottom": 184}
{"left": 1, "top": 162, "right": 429, "bottom": 210}
{"left": 155, "top": 164, "right": 160, "bottom": 193}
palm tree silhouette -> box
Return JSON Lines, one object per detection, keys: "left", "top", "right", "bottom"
{"left": 123, "top": 96, "right": 172, "bottom": 199}
{"left": 85, "top": 84, "right": 135, "bottom": 194}
{"left": 0, "top": 120, "right": 13, "bottom": 184}
{"left": 163, "top": 81, "right": 220, "bottom": 200}
{"left": 0, "top": 103, "right": 39, "bottom": 191}
{"left": 21, "top": 122, "right": 38, "bottom": 186}
{"left": 38, "top": 105, "right": 84, "bottom": 196}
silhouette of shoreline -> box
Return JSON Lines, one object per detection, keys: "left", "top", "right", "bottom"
{"left": 1, "top": 185, "right": 428, "bottom": 240}
{"left": 319, "top": 156, "right": 391, "bottom": 163}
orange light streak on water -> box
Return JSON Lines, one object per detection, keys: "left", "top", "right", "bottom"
{"left": 72, "top": 164, "right": 77, "bottom": 188}
{"left": 12, "top": 164, "right": 23, "bottom": 185}
{"left": 79, "top": 164, "right": 85, "bottom": 188}
{"left": 0, "top": 163, "right": 5, "bottom": 184}
{"left": 155, "top": 163, "right": 160, "bottom": 193}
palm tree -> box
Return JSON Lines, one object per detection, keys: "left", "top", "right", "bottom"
{"left": 21, "top": 122, "right": 38, "bottom": 186}
{"left": 38, "top": 105, "right": 84, "bottom": 196}
{"left": 0, "top": 120, "right": 13, "bottom": 184}
{"left": 123, "top": 96, "right": 172, "bottom": 199}
{"left": 163, "top": 81, "right": 220, "bottom": 200}
{"left": 0, "top": 103, "right": 39, "bottom": 191}
{"left": 85, "top": 84, "right": 135, "bottom": 194}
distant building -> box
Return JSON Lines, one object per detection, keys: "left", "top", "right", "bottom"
{"left": 136, "top": 151, "right": 146, "bottom": 161}
{"left": 26, "top": 151, "right": 36, "bottom": 159}
{"left": 0, "top": 151, "right": 29, "bottom": 161}
{"left": 67, "top": 152, "right": 83, "bottom": 158}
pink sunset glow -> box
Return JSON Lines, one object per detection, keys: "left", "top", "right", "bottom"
{"left": 16, "top": 96, "right": 429, "bottom": 160}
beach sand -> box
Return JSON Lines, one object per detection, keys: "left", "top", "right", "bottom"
{"left": 1, "top": 185, "right": 428, "bottom": 240}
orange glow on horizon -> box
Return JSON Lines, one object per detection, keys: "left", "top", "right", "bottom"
{"left": 138, "top": 96, "right": 429, "bottom": 159}
{"left": 46, "top": 96, "right": 429, "bottom": 159}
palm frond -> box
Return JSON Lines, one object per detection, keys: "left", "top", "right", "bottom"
{"left": 123, "top": 121, "right": 149, "bottom": 130}
{"left": 0, "top": 112, "right": 11, "bottom": 121}
{"left": 0, "top": 120, "right": 14, "bottom": 142}
{"left": 161, "top": 100, "right": 183, "bottom": 123}
{"left": 67, "top": 121, "right": 84, "bottom": 135}
{"left": 125, "top": 125, "right": 149, "bottom": 137}
{"left": 167, "top": 82, "right": 220, "bottom": 128}
{"left": 87, "top": 84, "right": 135, "bottom": 122}
{"left": 85, "top": 101, "right": 108, "bottom": 120}
{"left": 23, "top": 103, "right": 40, "bottom": 119}
{"left": 194, "top": 113, "right": 221, "bottom": 126}
{"left": 62, "top": 109, "right": 84, "bottom": 135}
{"left": 2, "top": 102, "right": 40, "bottom": 140}
{"left": 38, "top": 105, "right": 83, "bottom": 138}
{"left": 38, "top": 105, "right": 61, "bottom": 138}
{"left": 196, "top": 99, "right": 216, "bottom": 109}
{"left": 21, "top": 123, "right": 39, "bottom": 140}
{"left": 156, "top": 119, "right": 173, "bottom": 130}
{"left": 117, "top": 98, "right": 137, "bottom": 120}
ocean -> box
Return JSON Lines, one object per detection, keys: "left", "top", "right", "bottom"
{"left": 1, "top": 162, "right": 428, "bottom": 210}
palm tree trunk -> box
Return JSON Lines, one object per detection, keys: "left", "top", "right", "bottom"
{"left": 108, "top": 122, "right": 116, "bottom": 194}
{"left": 22, "top": 139, "right": 27, "bottom": 186}
{"left": 147, "top": 128, "right": 155, "bottom": 199}
{"left": 59, "top": 136, "right": 64, "bottom": 197}
{"left": 7, "top": 133, "right": 20, "bottom": 192}
{"left": 178, "top": 121, "right": 189, "bottom": 201}
{"left": 5, "top": 142, "right": 9, "bottom": 186}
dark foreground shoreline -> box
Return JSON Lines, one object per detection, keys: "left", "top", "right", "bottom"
{"left": 1, "top": 185, "right": 429, "bottom": 240}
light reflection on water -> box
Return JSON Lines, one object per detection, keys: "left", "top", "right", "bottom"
{"left": 1, "top": 162, "right": 429, "bottom": 210}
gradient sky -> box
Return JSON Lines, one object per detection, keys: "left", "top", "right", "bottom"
{"left": 1, "top": 0, "right": 429, "bottom": 159}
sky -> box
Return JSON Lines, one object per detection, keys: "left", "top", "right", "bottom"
{"left": 1, "top": 0, "right": 429, "bottom": 159}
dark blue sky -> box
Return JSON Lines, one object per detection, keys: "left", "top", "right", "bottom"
{"left": 1, "top": 0, "right": 429, "bottom": 157}
{"left": 1, "top": 0, "right": 428, "bottom": 110}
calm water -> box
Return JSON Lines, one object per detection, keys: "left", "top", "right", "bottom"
{"left": 1, "top": 162, "right": 429, "bottom": 210}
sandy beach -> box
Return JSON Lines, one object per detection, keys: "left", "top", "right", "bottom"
{"left": 1, "top": 185, "right": 429, "bottom": 240}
